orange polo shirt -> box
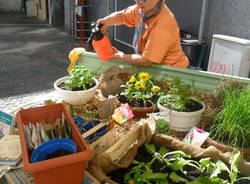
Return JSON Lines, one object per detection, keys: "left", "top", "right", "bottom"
{"left": 122, "top": 4, "right": 189, "bottom": 68}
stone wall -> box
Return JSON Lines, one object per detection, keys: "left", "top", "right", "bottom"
{"left": 0, "top": 0, "right": 22, "bottom": 12}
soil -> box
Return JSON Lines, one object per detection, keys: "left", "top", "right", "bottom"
{"left": 184, "top": 99, "right": 203, "bottom": 112}
{"left": 118, "top": 95, "right": 159, "bottom": 108}
{"left": 46, "top": 149, "right": 73, "bottom": 160}
{"left": 58, "top": 81, "right": 95, "bottom": 91}
{"left": 108, "top": 144, "right": 249, "bottom": 184}
{"left": 160, "top": 98, "right": 203, "bottom": 112}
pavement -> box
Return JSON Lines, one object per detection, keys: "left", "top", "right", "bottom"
{"left": 0, "top": 12, "right": 81, "bottom": 113}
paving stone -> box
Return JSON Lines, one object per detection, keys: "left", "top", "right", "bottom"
{"left": 0, "top": 12, "right": 81, "bottom": 113}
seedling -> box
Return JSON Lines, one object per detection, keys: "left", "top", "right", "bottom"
{"left": 64, "top": 66, "right": 95, "bottom": 91}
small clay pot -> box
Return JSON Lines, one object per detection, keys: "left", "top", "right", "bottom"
{"left": 131, "top": 106, "right": 159, "bottom": 119}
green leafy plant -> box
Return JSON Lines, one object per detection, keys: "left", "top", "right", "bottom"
{"left": 124, "top": 143, "right": 168, "bottom": 183}
{"left": 196, "top": 149, "right": 250, "bottom": 184}
{"left": 145, "top": 144, "right": 200, "bottom": 175}
{"left": 213, "top": 78, "right": 246, "bottom": 108}
{"left": 155, "top": 119, "right": 170, "bottom": 135}
{"left": 211, "top": 87, "right": 250, "bottom": 149}
{"left": 124, "top": 160, "right": 169, "bottom": 184}
{"left": 124, "top": 144, "right": 250, "bottom": 183}
{"left": 159, "top": 77, "right": 200, "bottom": 112}
{"left": 120, "top": 72, "right": 163, "bottom": 108}
{"left": 64, "top": 66, "right": 95, "bottom": 91}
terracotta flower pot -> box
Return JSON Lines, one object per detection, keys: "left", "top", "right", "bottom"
{"left": 131, "top": 106, "right": 159, "bottom": 119}
{"left": 117, "top": 97, "right": 159, "bottom": 119}
{"left": 16, "top": 103, "right": 92, "bottom": 184}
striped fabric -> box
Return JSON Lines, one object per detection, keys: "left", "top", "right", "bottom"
{"left": 133, "top": 0, "right": 164, "bottom": 54}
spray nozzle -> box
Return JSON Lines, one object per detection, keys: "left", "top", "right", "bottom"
{"left": 88, "top": 22, "right": 104, "bottom": 43}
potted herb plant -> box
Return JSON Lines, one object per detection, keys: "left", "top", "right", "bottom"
{"left": 118, "top": 72, "right": 163, "bottom": 118}
{"left": 157, "top": 77, "right": 205, "bottom": 132}
{"left": 54, "top": 66, "right": 99, "bottom": 105}
{"left": 207, "top": 87, "right": 250, "bottom": 157}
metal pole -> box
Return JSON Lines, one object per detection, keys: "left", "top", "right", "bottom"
{"left": 106, "top": 0, "right": 109, "bottom": 16}
{"left": 198, "top": 0, "right": 208, "bottom": 42}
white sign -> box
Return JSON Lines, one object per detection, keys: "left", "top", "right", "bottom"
{"left": 208, "top": 34, "right": 250, "bottom": 77}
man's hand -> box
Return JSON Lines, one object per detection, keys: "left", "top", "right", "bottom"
{"left": 107, "top": 47, "right": 124, "bottom": 60}
{"left": 96, "top": 19, "right": 108, "bottom": 34}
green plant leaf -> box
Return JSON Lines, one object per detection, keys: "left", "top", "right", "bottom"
{"left": 69, "top": 104, "right": 74, "bottom": 115}
{"left": 172, "top": 159, "right": 199, "bottom": 174}
{"left": 163, "top": 150, "right": 189, "bottom": 158}
{"left": 65, "top": 66, "right": 94, "bottom": 90}
{"left": 210, "top": 160, "right": 230, "bottom": 178}
{"left": 156, "top": 119, "right": 170, "bottom": 135}
{"left": 145, "top": 172, "right": 168, "bottom": 180}
{"left": 172, "top": 159, "right": 186, "bottom": 172}
{"left": 145, "top": 143, "right": 156, "bottom": 155}
{"left": 230, "top": 149, "right": 241, "bottom": 173}
{"left": 190, "top": 176, "right": 226, "bottom": 184}
{"left": 199, "top": 158, "right": 213, "bottom": 173}
{"left": 159, "top": 146, "right": 168, "bottom": 156}
{"left": 235, "top": 177, "right": 250, "bottom": 183}
{"left": 169, "top": 172, "right": 189, "bottom": 184}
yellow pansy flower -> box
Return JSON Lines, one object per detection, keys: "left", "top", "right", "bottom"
{"left": 141, "top": 84, "right": 146, "bottom": 91}
{"left": 139, "top": 72, "right": 149, "bottom": 81}
{"left": 129, "top": 75, "right": 136, "bottom": 83}
{"left": 151, "top": 86, "right": 160, "bottom": 93}
{"left": 135, "top": 81, "right": 142, "bottom": 89}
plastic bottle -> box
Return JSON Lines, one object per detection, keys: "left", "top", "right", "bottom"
{"left": 89, "top": 23, "right": 115, "bottom": 62}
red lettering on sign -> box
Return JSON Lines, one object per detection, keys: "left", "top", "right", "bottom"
{"left": 210, "top": 61, "right": 231, "bottom": 75}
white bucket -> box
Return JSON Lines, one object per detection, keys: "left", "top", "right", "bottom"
{"left": 54, "top": 76, "right": 99, "bottom": 105}
{"left": 157, "top": 95, "right": 205, "bottom": 132}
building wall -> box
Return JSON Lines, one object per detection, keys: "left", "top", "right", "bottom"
{"left": 0, "top": 0, "right": 22, "bottom": 12}
{"left": 202, "top": 0, "right": 250, "bottom": 69}
{"left": 49, "top": 0, "right": 64, "bottom": 27}
{"left": 64, "top": 0, "right": 71, "bottom": 33}
{"left": 166, "top": 0, "right": 202, "bottom": 37}
{"left": 32, "top": 0, "right": 47, "bottom": 21}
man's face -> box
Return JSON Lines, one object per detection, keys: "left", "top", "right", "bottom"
{"left": 135, "top": 0, "right": 158, "bottom": 14}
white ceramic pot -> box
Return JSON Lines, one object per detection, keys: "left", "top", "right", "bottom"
{"left": 157, "top": 95, "right": 205, "bottom": 132}
{"left": 54, "top": 76, "right": 99, "bottom": 105}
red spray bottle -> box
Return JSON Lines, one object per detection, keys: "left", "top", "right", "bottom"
{"left": 89, "top": 23, "right": 116, "bottom": 62}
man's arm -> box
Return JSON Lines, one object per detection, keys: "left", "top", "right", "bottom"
{"left": 107, "top": 50, "right": 153, "bottom": 66}
{"left": 123, "top": 54, "right": 153, "bottom": 66}
{"left": 97, "top": 11, "right": 124, "bottom": 33}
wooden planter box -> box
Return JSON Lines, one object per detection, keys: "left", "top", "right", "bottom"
{"left": 16, "top": 103, "right": 92, "bottom": 184}
{"left": 77, "top": 51, "right": 250, "bottom": 155}
{"left": 76, "top": 51, "right": 250, "bottom": 92}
